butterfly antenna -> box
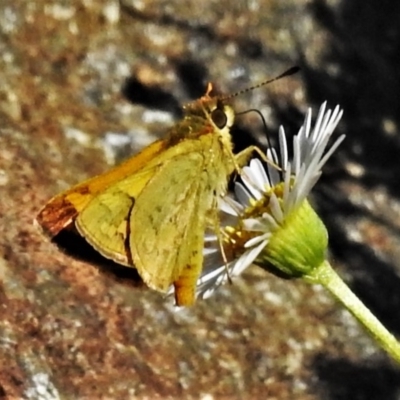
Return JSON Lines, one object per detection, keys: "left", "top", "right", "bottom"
{"left": 236, "top": 108, "right": 278, "bottom": 164}
{"left": 220, "top": 66, "right": 300, "bottom": 102}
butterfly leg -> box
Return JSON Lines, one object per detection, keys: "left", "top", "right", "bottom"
{"left": 235, "top": 145, "right": 280, "bottom": 170}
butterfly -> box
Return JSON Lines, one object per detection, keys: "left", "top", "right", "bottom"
{"left": 36, "top": 67, "right": 299, "bottom": 306}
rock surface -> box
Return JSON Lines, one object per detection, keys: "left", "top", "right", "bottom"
{"left": 1, "top": 0, "right": 400, "bottom": 399}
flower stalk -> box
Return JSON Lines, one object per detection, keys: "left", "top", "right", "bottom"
{"left": 305, "top": 260, "right": 400, "bottom": 364}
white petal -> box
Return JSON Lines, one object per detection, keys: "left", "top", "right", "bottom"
{"left": 240, "top": 239, "right": 267, "bottom": 267}
{"left": 244, "top": 232, "right": 271, "bottom": 248}
{"left": 311, "top": 102, "right": 326, "bottom": 142}
{"left": 235, "top": 182, "right": 253, "bottom": 206}
{"left": 292, "top": 134, "right": 301, "bottom": 176}
{"left": 269, "top": 192, "right": 284, "bottom": 223}
{"left": 249, "top": 159, "right": 269, "bottom": 189}
{"left": 279, "top": 126, "right": 288, "bottom": 170}
{"left": 203, "top": 248, "right": 220, "bottom": 258}
{"left": 220, "top": 197, "right": 243, "bottom": 215}
{"left": 266, "top": 148, "right": 280, "bottom": 185}
{"left": 242, "top": 218, "right": 267, "bottom": 231}
{"left": 259, "top": 213, "right": 280, "bottom": 231}
{"left": 241, "top": 168, "right": 264, "bottom": 200}
{"left": 230, "top": 252, "right": 254, "bottom": 276}
{"left": 317, "top": 133, "right": 345, "bottom": 171}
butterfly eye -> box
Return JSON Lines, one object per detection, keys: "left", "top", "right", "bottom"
{"left": 211, "top": 107, "right": 228, "bottom": 129}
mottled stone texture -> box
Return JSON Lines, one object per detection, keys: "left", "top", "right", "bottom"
{"left": 0, "top": 0, "right": 400, "bottom": 399}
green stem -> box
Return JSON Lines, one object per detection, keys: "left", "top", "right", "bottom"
{"left": 304, "top": 260, "right": 400, "bottom": 364}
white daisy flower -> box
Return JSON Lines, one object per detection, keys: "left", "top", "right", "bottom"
{"left": 195, "top": 102, "right": 400, "bottom": 365}
{"left": 196, "top": 101, "right": 345, "bottom": 299}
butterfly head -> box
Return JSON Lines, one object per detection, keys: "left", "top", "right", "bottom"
{"left": 183, "top": 83, "right": 235, "bottom": 133}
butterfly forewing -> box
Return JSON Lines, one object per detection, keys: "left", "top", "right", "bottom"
{"left": 37, "top": 86, "right": 241, "bottom": 306}
{"left": 130, "top": 145, "right": 208, "bottom": 294}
